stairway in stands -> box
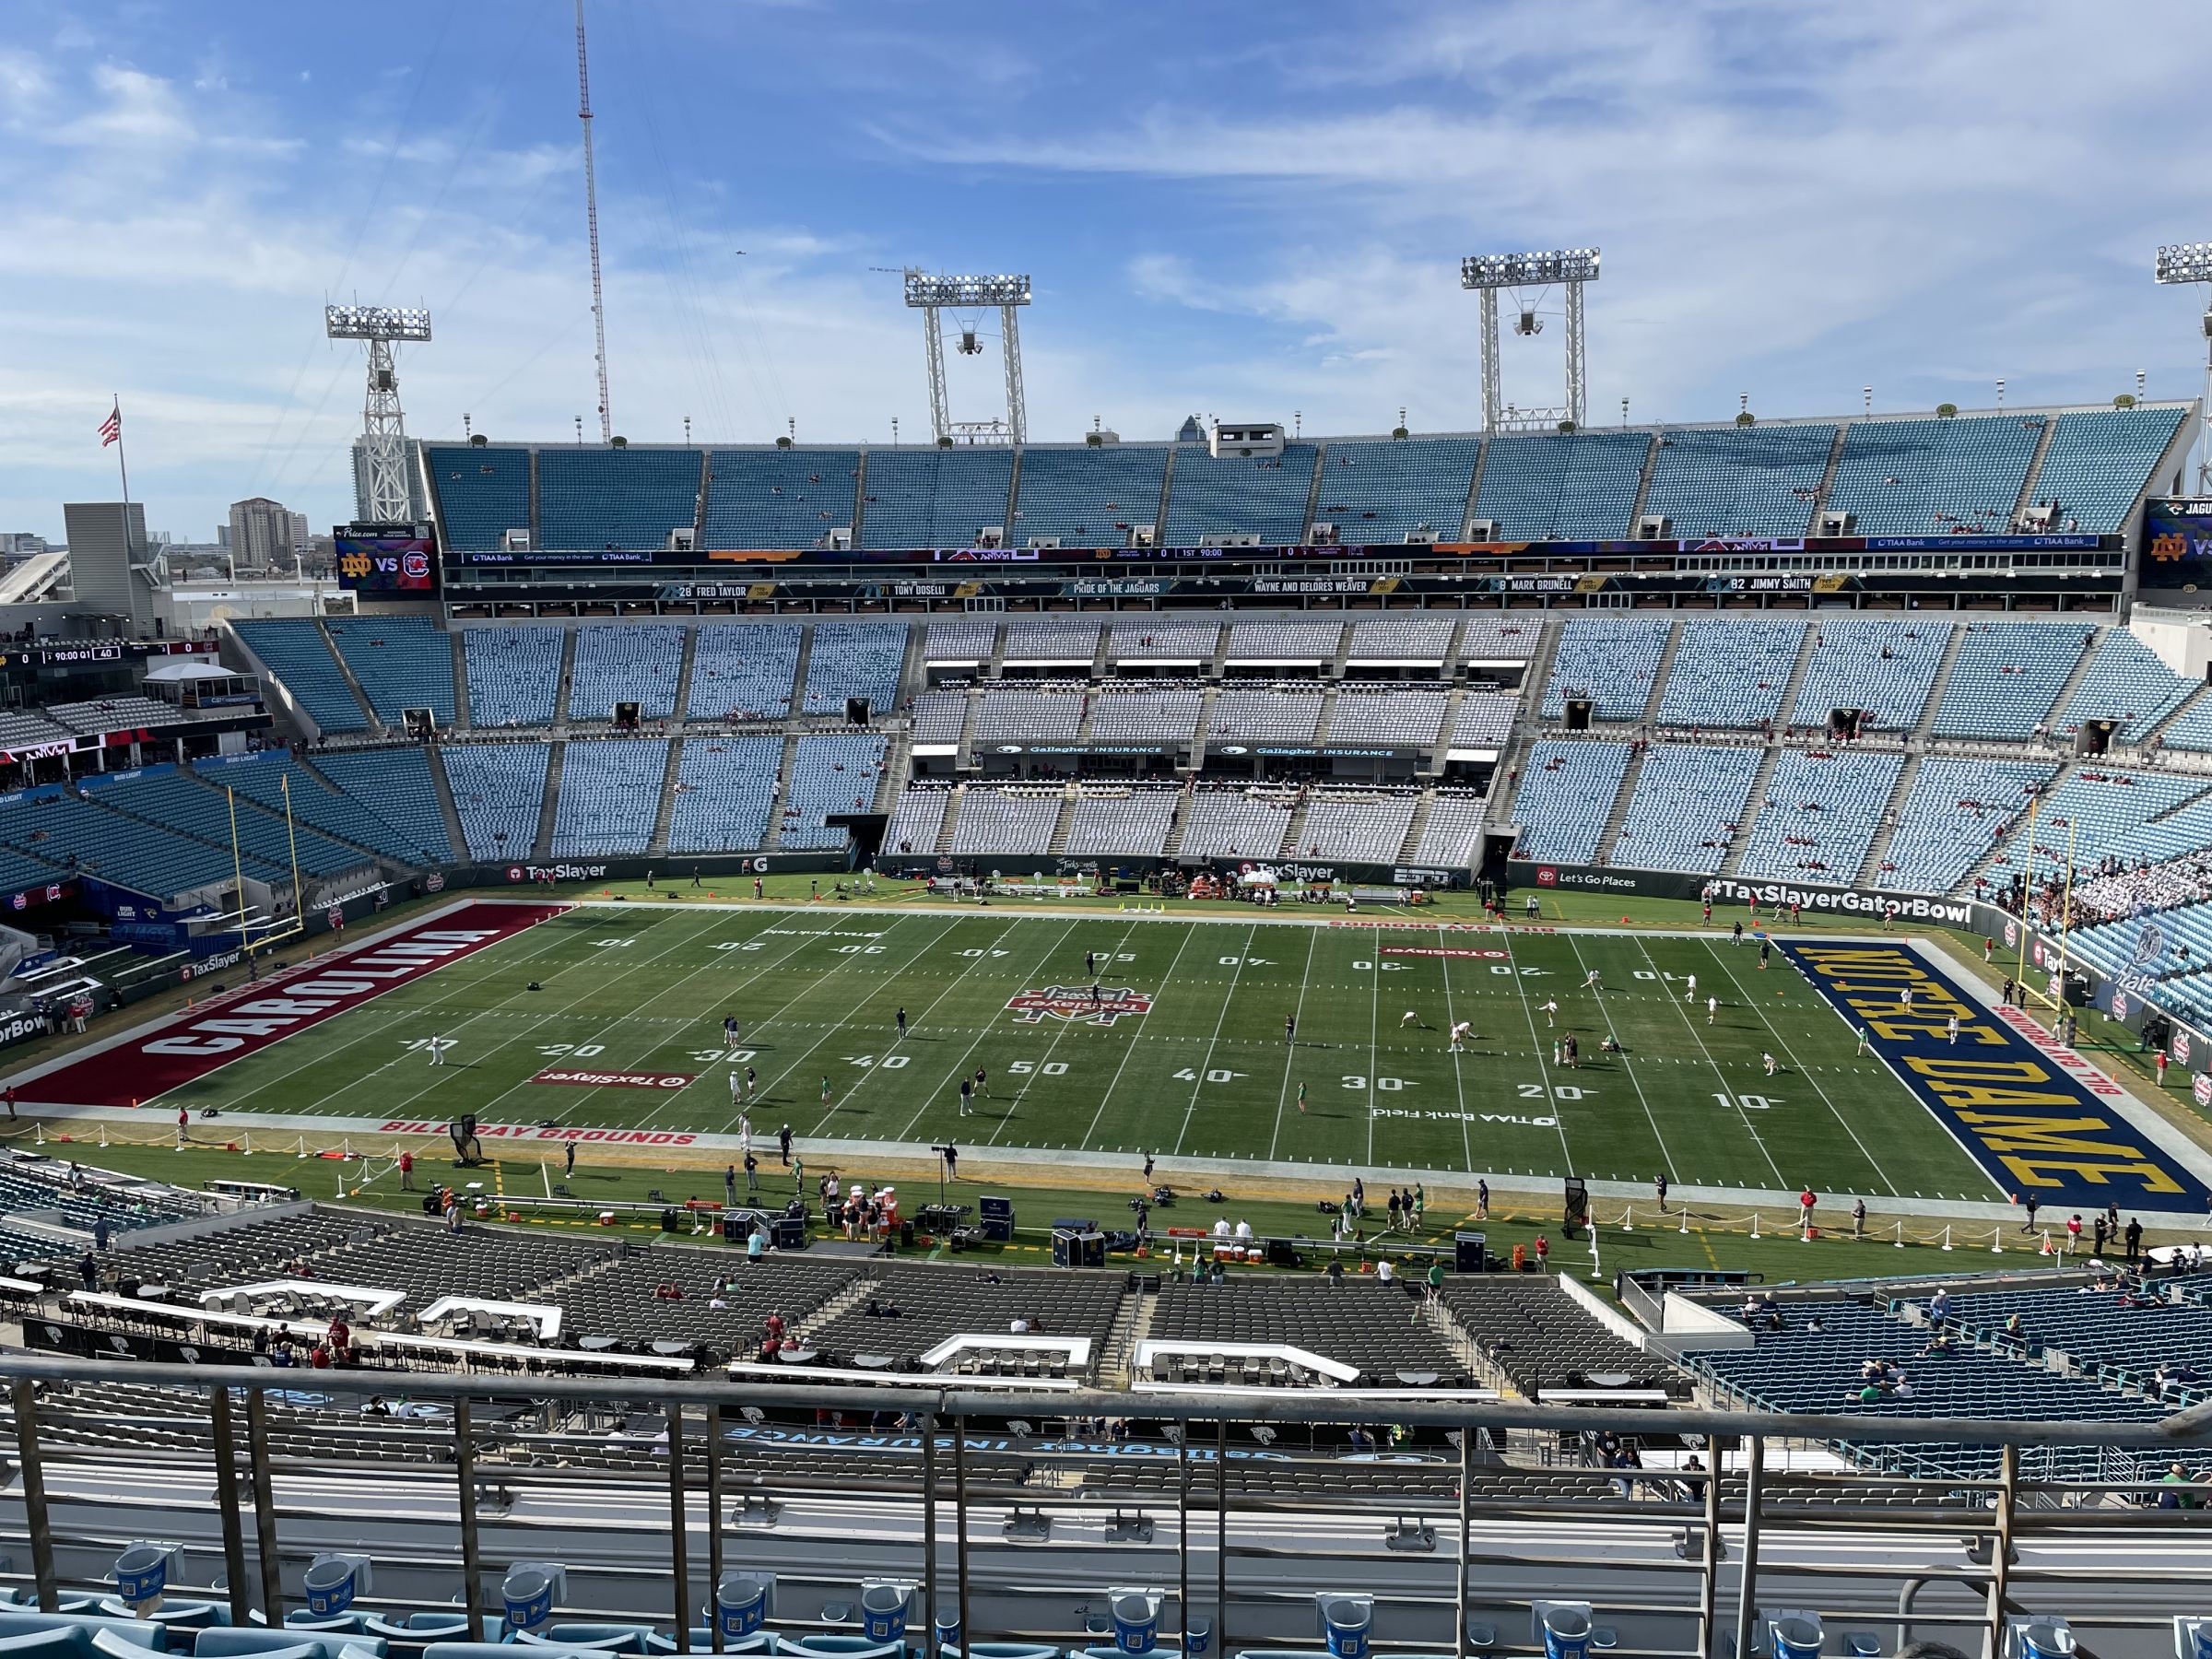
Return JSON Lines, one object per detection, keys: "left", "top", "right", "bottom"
{"left": 1772, "top": 620, "right": 1823, "bottom": 730}
{"left": 1911, "top": 624, "right": 1970, "bottom": 739}
{"left": 1716, "top": 746, "right": 1783, "bottom": 876}
{"left": 1099, "top": 1286, "right": 1158, "bottom": 1390}
{"left": 551, "top": 628, "right": 580, "bottom": 729}
{"left": 1854, "top": 753, "right": 1924, "bottom": 887}
{"left": 319, "top": 622, "right": 382, "bottom": 734}
{"left": 668, "top": 628, "right": 699, "bottom": 727}
{"left": 1638, "top": 618, "right": 1685, "bottom": 724}
{"left": 761, "top": 735, "right": 801, "bottom": 852}
{"left": 449, "top": 636, "right": 473, "bottom": 729}
{"left": 1593, "top": 746, "right": 1651, "bottom": 865}
{"left": 1396, "top": 791, "right": 1438, "bottom": 864}
{"left": 531, "top": 743, "right": 565, "bottom": 860}
{"left": 421, "top": 748, "right": 472, "bottom": 863}
{"left": 648, "top": 741, "right": 687, "bottom": 855}
{"left": 934, "top": 784, "right": 964, "bottom": 854}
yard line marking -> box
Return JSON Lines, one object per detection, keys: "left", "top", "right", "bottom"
{"left": 1433, "top": 926, "right": 1475, "bottom": 1176}
{"left": 723, "top": 914, "right": 965, "bottom": 1134}
{"left": 888, "top": 919, "right": 1077, "bottom": 1142}
{"left": 213, "top": 911, "right": 604, "bottom": 1111}
{"left": 1699, "top": 939, "right": 1902, "bottom": 1197}
{"left": 354, "top": 908, "right": 744, "bottom": 1125}
{"left": 1171, "top": 924, "right": 1257, "bottom": 1159}
{"left": 1628, "top": 936, "right": 1786, "bottom": 1188}
{"left": 1559, "top": 930, "right": 1677, "bottom": 1185}
{"left": 985, "top": 917, "right": 1145, "bottom": 1150}
{"left": 1497, "top": 933, "right": 1578, "bottom": 1178}
{"left": 1365, "top": 925, "right": 1380, "bottom": 1168}
{"left": 1265, "top": 926, "right": 1322, "bottom": 1163}
{"left": 1079, "top": 923, "right": 1201, "bottom": 1155}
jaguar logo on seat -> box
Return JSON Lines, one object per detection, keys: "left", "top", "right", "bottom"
{"left": 1006, "top": 985, "right": 1153, "bottom": 1026}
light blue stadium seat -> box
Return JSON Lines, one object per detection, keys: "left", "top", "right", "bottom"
{"left": 702, "top": 450, "right": 860, "bottom": 549}
{"left": 1641, "top": 424, "right": 1833, "bottom": 536}
{"left": 1471, "top": 430, "right": 1650, "bottom": 540}
{"left": 206, "top": 755, "right": 439, "bottom": 865}
{"left": 667, "top": 737, "right": 782, "bottom": 854}
{"left": 232, "top": 620, "right": 368, "bottom": 735}
{"left": 89, "top": 771, "right": 371, "bottom": 879}
{"left": 0, "top": 1614, "right": 165, "bottom": 1653}
{"left": 1736, "top": 750, "right": 1902, "bottom": 882}
{"left": 2030, "top": 406, "right": 2188, "bottom": 533}
{"left": 1875, "top": 758, "right": 2054, "bottom": 894}
{"left": 781, "top": 734, "right": 888, "bottom": 850}
{"left": 194, "top": 1631, "right": 383, "bottom": 1659}
{"left": 464, "top": 629, "right": 564, "bottom": 728}
{"left": 859, "top": 448, "right": 1014, "bottom": 549}
{"left": 1311, "top": 439, "right": 1480, "bottom": 543}
{"left": 441, "top": 744, "right": 550, "bottom": 862}
{"left": 1658, "top": 618, "right": 1805, "bottom": 729}
{"left": 324, "top": 617, "right": 455, "bottom": 726}
{"left": 1510, "top": 741, "right": 1632, "bottom": 865}
{"left": 1824, "top": 414, "right": 2044, "bottom": 535}
{"left": 687, "top": 626, "right": 800, "bottom": 722}
{"left": 1609, "top": 745, "right": 1761, "bottom": 875}
{"left": 1928, "top": 623, "right": 2095, "bottom": 740}
{"left": 1788, "top": 617, "right": 1949, "bottom": 732}
{"left": 801, "top": 626, "right": 903, "bottom": 716}
{"left": 1163, "top": 442, "right": 1320, "bottom": 544}
{"left": 0, "top": 788, "right": 260, "bottom": 902}
{"left": 567, "top": 627, "right": 683, "bottom": 723}
{"left": 311, "top": 749, "right": 455, "bottom": 863}
{"left": 535, "top": 448, "right": 701, "bottom": 551}
{"left": 426, "top": 447, "right": 531, "bottom": 553}
{"left": 1006, "top": 446, "right": 1169, "bottom": 548}
{"left": 550, "top": 740, "right": 666, "bottom": 857}
{"left": 2054, "top": 629, "right": 2196, "bottom": 740}
{"left": 1541, "top": 617, "right": 1669, "bottom": 720}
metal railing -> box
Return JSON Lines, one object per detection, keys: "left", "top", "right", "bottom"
{"left": 5, "top": 1356, "right": 2212, "bottom": 1659}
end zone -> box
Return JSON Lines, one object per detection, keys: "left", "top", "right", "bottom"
{"left": 15, "top": 901, "right": 566, "bottom": 1110}
{"left": 1783, "top": 939, "right": 2212, "bottom": 1215}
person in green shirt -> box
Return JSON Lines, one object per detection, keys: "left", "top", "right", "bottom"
{"left": 1413, "top": 1183, "right": 1426, "bottom": 1228}
{"left": 1427, "top": 1261, "right": 1445, "bottom": 1298}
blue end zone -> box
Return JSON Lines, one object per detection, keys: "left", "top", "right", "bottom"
{"left": 1783, "top": 941, "right": 2211, "bottom": 1216}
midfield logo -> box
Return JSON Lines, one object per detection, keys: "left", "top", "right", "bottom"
{"left": 1006, "top": 985, "right": 1153, "bottom": 1026}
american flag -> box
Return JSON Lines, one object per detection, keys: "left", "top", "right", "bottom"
{"left": 97, "top": 402, "right": 121, "bottom": 447}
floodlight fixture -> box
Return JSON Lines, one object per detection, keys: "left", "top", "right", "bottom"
{"left": 899, "top": 269, "right": 1032, "bottom": 444}
{"left": 324, "top": 304, "right": 432, "bottom": 342}
{"left": 325, "top": 302, "right": 431, "bottom": 523}
{"left": 2152, "top": 242, "right": 2212, "bottom": 488}
{"left": 2154, "top": 243, "right": 2212, "bottom": 286}
{"left": 1459, "top": 249, "right": 1601, "bottom": 290}
{"left": 1460, "top": 247, "right": 1601, "bottom": 432}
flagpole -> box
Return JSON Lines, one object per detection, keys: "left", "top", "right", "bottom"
{"left": 110, "top": 396, "right": 131, "bottom": 510}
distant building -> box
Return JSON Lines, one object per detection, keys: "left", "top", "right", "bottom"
{"left": 0, "top": 533, "right": 50, "bottom": 557}
{"left": 228, "top": 497, "right": 307, "bottom": 571}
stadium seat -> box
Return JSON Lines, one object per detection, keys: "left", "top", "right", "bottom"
{"left": 1610, "top": 746, "right": 1761, "bottom": 874}
{"left": 1312, "top": 439, "right": 1480, "bottom": 544}
{"left": 550, "top": 740, "right": 667, "bottom": 856}
{"left": 1470, "top": 430, "right": 1650, "bottom": 540}
{"left": 442, "top": 744, "right": 551, "bottom": 862}
{"left": 536, "top": 447, "right": 701, "bottom": 551}
{"left": 1162, "top": 442, "right": 1321, "bottom": 545}
{"left": 568, "top": 627, "right": 684, "bottom": 724}
{"left": 1541, "top": 618, "right": 1669, "bottom": 721}
{"left": 324, "top": 617, "right": 454, "bottom": 727}
{"left": 859, "top": 447, "right": 1015, "bottom": 549}
{"left": 231, "top": 620, "right": 367, "bottom": 735}
{"left": 425, "top": 446, "right": 530, "bottom": 552}
{"left": 1008, "top": 446, "right": 1170, "bottom": 547}
{"left": 1510, "top": 741, "right": 1632, "bottom": 865}
{"left": 1929, "top": 622, "right": 2096, "bottom": 740}
{"left": 1824, "top": 414, "right": 2044, "bottom": 535}
{"left": 702, "top": 449, "right": 861, "bottom": 549}
{"left": 1657, "top": 618, "right": 1805, "bottom": 729}
{"left": 464, "top": 628, "right": 564, "bottom": 729}
{"left": 1640, "top": 424, "right": 1833, "bottom": 537}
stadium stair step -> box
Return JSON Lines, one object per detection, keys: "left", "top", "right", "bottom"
{"left": 849, "top": 449, "right": 871, "bottom": 547}
{"left": 420, "top": 747, "right": 473, "bottom": 866}
{"left": 872, "top": 731, "right": 909, "bottom": 813}
{"left": 1807, "top": 424, "right": 1850, "bottom": 532}
{"left": 647, "top": 739, "right": 687, "bottom": 856}
{"left": 1397, "top": 790, "right": 1437, "bottom": 864}
{"left": 2039, "top": 638, "right": 2109, "bottom": 733}
{"left": 1639, "top": 618, "right": 1685, "bottom": 724}
{"left": 794, "top": 1273, "right": 880, "bottom": 1342}
{"left": 1280, "top": 793, "right": 1316, "bottom": 859}
{"left": 1594, "top": 745, "right": 1653, "bottom": 866}
{"left": 669, "top": 627, "right": 700, "bottom": 731}
{"left": 1626, "top": 429, "right": 1663, "bottom": 530}
{"left": 985, "top": 620, "right": 1009, "bottom": 680}
{"left": 1047, "top": 785, "right": 1077, "bottom": 855}
{"left": 954, "top": 687, "right": 980, "bottom": 770}
{"left": 1774, "top": 617, "right": 1825, "bottom": 726}
{"left": 551, "top": 627, "right": 580, "bottom": 729}
{"left": 451, "top": 632, "right": 473, "bottom": 729}
{"left": 1311, "top": 691, "right": 1339, "bottom": 749}
{"left": 1716, "top": 745, "right": 1783, "bottom": 876}
{"left": 762, "top": 735, "right": 802, "bottom": 853}
{"left": 1098, "top": 1284, "right": 1158, "bottom": 1390}
{"left": 1300, "top": 443, "right": 1328, "bottom": 545}
{"left": 2010, "top": 412, "right": 2064, "bottom": 528}
{"left": 2137, "top": 681, "right": 2212, "bottom": 753}
{"left": 1855, "top": 751, "right": 1924, "bottom": 886}
{"left": 1162, "top": 789, "right": 1197, "bottom": 857}
{"left": 531, "top": 742, "right": 565, "bottom": 861}
{"left": 1456, "top": 439, "right": 1491, "bottom": 539}
{"left": 787, "top": 625, "right": 816, "bottom": 720}
{"left": 1426, "top": 687, "right": 1465, "bottom": 776}
{"left": 1088, "top": 624, "right": 1109, "bottom": 681}
{"left": 892, "top": 609, "right": 925, "bottom": 705}
{"left": 934, "top": 784, "right": 963, "bottom": 855}
{"left": 315, "top": 621, "right": 382, "bottom": 735}
{"left": 1911, "top": 624, "right": 1971, "bottom": 739}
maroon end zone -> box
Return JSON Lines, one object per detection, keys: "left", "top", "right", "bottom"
{"left": 20, "top": 901, "right": 565, "bottom": 1108}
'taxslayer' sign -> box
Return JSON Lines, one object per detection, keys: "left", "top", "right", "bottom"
{"left": 1785, "top": 943, "right": 2210, "bottom": 1212}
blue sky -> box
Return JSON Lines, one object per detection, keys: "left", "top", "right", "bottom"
{"left": 1, "top": 0, "right": 2207, "bottom": 542}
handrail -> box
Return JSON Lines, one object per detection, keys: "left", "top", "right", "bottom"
{"left": 3, "top": 1352, "right": 2208, "bottom": 1448}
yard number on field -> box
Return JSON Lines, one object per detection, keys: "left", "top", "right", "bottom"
{"left": 1175, "top": 1067, "right": 1246, "bottom": 1083}
{"left": 1713, "top": 1092, "right": 1778, "bottom": 1111}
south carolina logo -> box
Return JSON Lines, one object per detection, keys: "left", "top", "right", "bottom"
{"left": 1006, "top": 985, "right": 1153, "bottom": 1026}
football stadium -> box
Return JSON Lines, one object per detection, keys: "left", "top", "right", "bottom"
{"left": 6, "top": 9, "right": 2212, "bottom": 1659}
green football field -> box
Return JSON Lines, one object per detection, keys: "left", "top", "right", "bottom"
{"left": 147, "top": 903, "right": 1999, "bottom": 1203}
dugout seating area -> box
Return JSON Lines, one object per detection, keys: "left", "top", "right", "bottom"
{"left": 1439, "top": 1277, "right": 1682, "bottom": 1397}
{"left": 1147, "top": 1278, "right": 1467, "bottom": 1388}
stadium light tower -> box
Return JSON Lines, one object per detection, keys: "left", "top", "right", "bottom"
{"left": 325, "top": 302, "right": 431, "bottom": 524}
{"left": 1460, "top": 248, "right": 1600, "bottom": 433}
{"left": 2154, "top": 241, "right": 2212, "bottom": 490}
{"left": 901, "top": 271, "right": 1031, "bottom": 444}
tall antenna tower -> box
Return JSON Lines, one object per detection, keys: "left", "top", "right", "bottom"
{"left": 575, "top": 0, "right": 612, "bottom": 442}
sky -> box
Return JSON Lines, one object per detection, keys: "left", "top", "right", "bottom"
{"left": 1, "top": 0, "right": 2209, "bottom": 543}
